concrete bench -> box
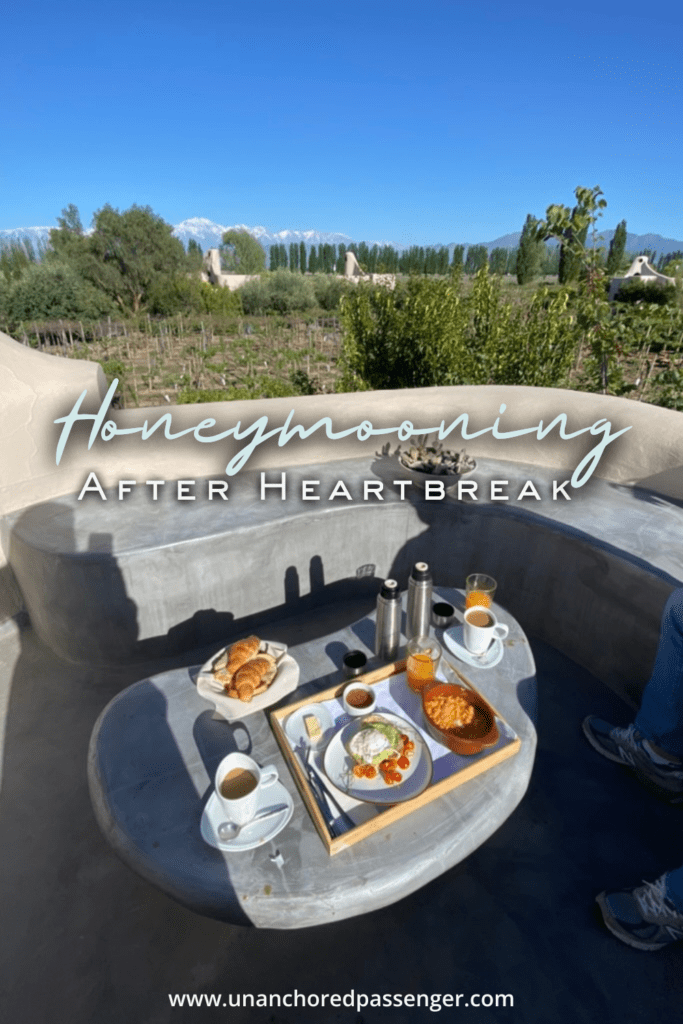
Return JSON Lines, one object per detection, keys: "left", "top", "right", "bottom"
{"left": 3, "top": 455, "right": 681, "bottom": 708}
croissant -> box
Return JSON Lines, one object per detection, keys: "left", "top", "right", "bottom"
{"left": 236, "top": 681, "right": 256, "bottom": 702}
{"left": 227, "top": 635, "right": 260, "bottom": 673}
{"left": 233, "top": 663, "right": 262, "bottom": 690}
{"left": 212, "top": 637, "right": 279, "bottom": 701}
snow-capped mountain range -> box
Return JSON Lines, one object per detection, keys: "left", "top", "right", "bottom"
{"left": 2, "top": 218, "right": 682, "bottom": 258}
{"left": 172, "top": 218, "right": 363, "bottom": 250}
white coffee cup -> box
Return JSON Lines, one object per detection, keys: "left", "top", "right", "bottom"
{"left": 214, "top": 752, "right": 278, "bottom": 826}
{"left": 463, "top": 605, "right": 509, "bottom": 656}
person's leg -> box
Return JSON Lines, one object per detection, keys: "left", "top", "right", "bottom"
{"left": 583, "top": 589, "right": 683, "bottom": 800}
{"left": 634, "top": 589, "right": 683, "bottom": 759}
{"left": 597, "top": 868, "right": 683, "bottom": 950}
{"left": 665, "top": 864, "right": 683, "bottom": 913}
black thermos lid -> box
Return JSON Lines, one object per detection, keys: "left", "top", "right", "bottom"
{"left": 380, "top": 579, "right": 400, "bottom": 600}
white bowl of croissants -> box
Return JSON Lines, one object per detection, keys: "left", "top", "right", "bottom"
{"left": 196, "top": 634, "right": 300, "bottom": 720}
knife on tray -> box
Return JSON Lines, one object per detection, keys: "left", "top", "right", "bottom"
{"left": 297, "top": 744, "right": 354, "bottom": 837}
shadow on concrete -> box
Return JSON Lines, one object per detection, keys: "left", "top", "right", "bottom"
{"left": 1, "top": 489, "right": 682, "bottom": 1021}
{"left": 2, "top": 625, "right": 682, "bottom": 1023}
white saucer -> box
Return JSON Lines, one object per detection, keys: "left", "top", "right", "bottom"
{"left": 200, "top": 778, "right": 293, "bottom": 852}
{"left": 442, "top": 625, "right": 504, "bottom": 670}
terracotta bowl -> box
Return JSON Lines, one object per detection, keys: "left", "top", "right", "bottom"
{"left": 421, "top": 682, "right": 499, "bottom": 755}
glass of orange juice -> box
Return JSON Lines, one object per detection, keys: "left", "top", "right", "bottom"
{"left": 406, "top": 636, "right": 441, "bottom": 693}
{"left": 465, "top": 574, "right": 497, "bottom": 610}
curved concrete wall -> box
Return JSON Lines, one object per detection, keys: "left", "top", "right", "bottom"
{"left": 2, "top": 332, "right": 683, "bottom": 690}
{"left": 5, "top": 458, "right": 681, "bottom": 713}
{"left": 0, "top": 333, "right": 107, "bottom": 623}
{"left": 2, "top": 330, "right": 683, "bottom": 523}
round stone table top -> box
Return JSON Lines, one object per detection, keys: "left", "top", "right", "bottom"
{"left": 88, "top": 589, "right": 537, "bottom": 928}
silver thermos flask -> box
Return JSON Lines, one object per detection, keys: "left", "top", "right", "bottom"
{"left": 406, "top": 562, "right": 432, "bottom": 639}
{"left": 375, "top": 579, "right": 401, "bottom": 661}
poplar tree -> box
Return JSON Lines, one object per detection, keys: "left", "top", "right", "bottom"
{"left": 489, "top": 247, "right": 508, "bottom": 275}
{"left": 516, "top": 215, "right": 542, "bottom": 285}
{"left": 606, "top": 220, "right": 627, "bottom": 275}
{"left": 299, "top": 241, "right": 307, "bottom": 273}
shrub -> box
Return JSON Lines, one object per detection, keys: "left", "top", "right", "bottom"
{"left": 240, "top": 271, "right": 316, "bottom": 315}
{"left": 146, "top": 276, "right": 243, "bottom": 316}
{"left": 311, "top": 273, "right": 351, "bottom": 311}
{"left": 4, "top": 259, "right": 114, "bottom": 325}
{"left": 614, "top": 279, "right": 676, "bottom": 306}
{"left": 339, "top": 277, "right": 469, "bottom": 390}
{"left": 338, "top": 268, "right": 579, "bottom": 392}
{"left": 198, "top": 281, "right": 243, "bottom": 316}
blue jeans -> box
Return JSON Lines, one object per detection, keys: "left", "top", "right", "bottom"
{"left": 633, "top": 588, "right": 683, "bottom": 912}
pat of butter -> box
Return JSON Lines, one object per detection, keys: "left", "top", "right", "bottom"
{"left": 304, "top": 714, "right": 321, "bottom": 739}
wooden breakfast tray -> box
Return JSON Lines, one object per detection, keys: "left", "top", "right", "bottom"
{"left": 269, "top": 659, "right": 521, "bottom": 855}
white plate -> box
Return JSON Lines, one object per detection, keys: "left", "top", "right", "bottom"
{"left": 323, "top": 712, "right": 433, "bottom": 805}
{"left": 285, "top": 703, "right": 335, "bottom": 747}
{"left": 442, "top": 625, "right": 504, "bottom": 670}
{"left": 196, "top": 640, "right": 300, "bottom": 721}
{"left": 200, "top": 777, "right": 293, "bottom": 852}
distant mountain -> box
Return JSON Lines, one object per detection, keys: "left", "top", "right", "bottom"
{"left": 0, "top": 225, "right": 52, "bottom": 249}
{"left": 456, "top": 230, "right": 683, "bottom": 257}
{"left": 2, "top": 219, "right": 682, "bottom": 260}
{"left": 172, "top": 218, "right": 368, "bottom": 251}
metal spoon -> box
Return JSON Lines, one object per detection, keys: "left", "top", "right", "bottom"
{"left": 217, "top": 805, "right": 287, "bottom": 842}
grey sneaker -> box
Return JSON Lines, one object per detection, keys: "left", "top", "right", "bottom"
{"left": 582, "top": 717, "right": 683, "bottom": 803}
{"left": 597, "top": 875, "right": 683, "bottom": 950}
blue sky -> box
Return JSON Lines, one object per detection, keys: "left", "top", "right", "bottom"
{"left": 3, "top": 1, "right": 682, "bottom": 245}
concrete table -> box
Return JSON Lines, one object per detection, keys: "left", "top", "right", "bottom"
{"left": 88, "top": 589, "right": 537, "bottom": 928}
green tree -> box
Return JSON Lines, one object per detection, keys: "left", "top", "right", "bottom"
{"left": 299, "top": 241, "right": 307, "bottom": 274}
{"left": 536, "top": 186, "right": 606, "bottom": 285}
{"left": 48, "top": 204, "right": 86, "bottom": 263}
{"left": 489, "top": 247, "right": 508, "bottom": 276}
{"left": 289, "top": 242, "right": 298, "bottom": 271}
{"left": 308, "top": 244, "right": 318, "bottom": 273}
{"left": 535, "top": 185, "right": 624, "bottom": 393}
{"left": 662, "top": 252, "right": 683, "bottom": 276}
{"left": 606, "top": 220, "right": 627, "bottom": 275}
{"left": 186, "top": 238, "right": 203, "bottom": 272}
{"left": 79, "top": 204, "right": 187, "bottom": 313}
{"left": 269, "top": 245, "right": 279, "bottom": 271}
{"left": 5, "top": 259, "right": 114, "bottom": 324}
{"left": 464, "top": 245, "right": 488, "bottom": 275}
{"left": 219, "top": 229, "right": 266, "bottom": 274}
{"left": 0, "top": 236, "right": 41, "bottom": 284}
{"left": 516, "top": 215, "right": 542, "bottom": 285}
{"left": 451, "top": 245, "right": 464, "bottom": 272}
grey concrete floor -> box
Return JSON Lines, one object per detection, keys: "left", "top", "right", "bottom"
{"left": 0, "top": 605, "right": 681, "bottom": 1024}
